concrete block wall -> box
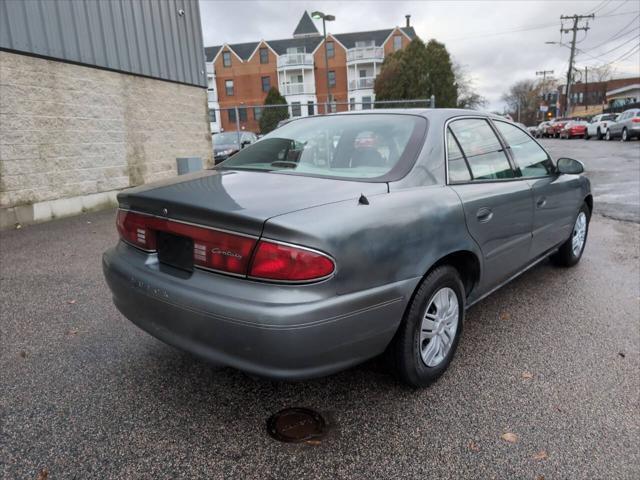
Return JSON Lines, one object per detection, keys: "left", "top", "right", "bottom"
{"left": 0, "top": 51, "right": 212, "bottom": 228}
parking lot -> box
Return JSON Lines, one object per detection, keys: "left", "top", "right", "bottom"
{"left": 1, "top": 140, "right": 639, "bottom": 479}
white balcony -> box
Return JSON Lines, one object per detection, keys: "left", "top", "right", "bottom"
{"left": 277, "top": 53, "right": 314, "bottom": 68}
{"left": 280, "top": 83, "right": 315, "bottom": 96}
{"left": 346, "top": 46, "right": 384, "bottom": 63}
{"left": 207, "top": 90, "right": 218, "bottom": 102}
{"left": 349, "top": 77, "right": 376, "bottom": 90}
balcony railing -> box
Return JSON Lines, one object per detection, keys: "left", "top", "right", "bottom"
{"left": 280, "top": 83, "right": 315, "bottom": 96}
{"left": 346, "top": 46, "right": 384, "bottom": 63}
{"left": 277, "top": 53, "right": 314, "bottom": 68}
{"left": 349, "top": 77, "right": 376, "bottom": 90}
{"left": 207, "top": 90, "right": 218, "bottom": 102}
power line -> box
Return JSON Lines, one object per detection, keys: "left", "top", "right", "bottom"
{"left": 581, "top": 14, "right": 639, "bottom": 52}
{"left": 588, "top": 0, "right": 612, "bottom": 15}
{"left": 443, "top": 21, "right": 558, "bottom": 41}
{"left": 599, "top": 0, "right": 630, "bottom": 16}
{"left": 559, "top": 14, "right": 595, "bottom": 115}
{"left": 579, "top": 33, "right": 640, "bottom": 59}
{"left": 597, "top": 10, "right": 640, "bottom": 18}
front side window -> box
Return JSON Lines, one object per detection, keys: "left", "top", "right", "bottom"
{"left": 449, "top": 118, "right": 514, "bottom": 180}
{"left": 328, "top": 70, "right": 336, "bottom": 87}
{"left": 217, "top": 114, "right": 426, "bottom": 181}
{"left": 326, "top": 41, "right": 335, "bottom": 58}
{"left": 393, "top": 35, "right": 402, "bottom": 51}
{"left": 222, "top": 51, "right": 232, "bottom": 67}
{"left": 225, "top": 79, "right": 234, "bottom": 96}
{"left": 291, "top": 102, "right": 302, "bottom": 117}
{"left": 494, "top": 121, "right": 554, "bottom": 177}
{"left": 261, "top": 76, "right": 271, "bottom": 93}
{"left": 259, "top": 47, "right": 269, "bottom": 64}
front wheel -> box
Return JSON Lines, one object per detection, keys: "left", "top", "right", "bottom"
{"left": 388, "top": 266, "right": 464, "bottom": 388}
{"left": 622, "top": 128, "right": 629, "bottom": 142}
{"left": 551, "top": 203, "right": 590, "bottom": 267}
{"left": 605, "top": 129, "right": 612, "bottom": 141}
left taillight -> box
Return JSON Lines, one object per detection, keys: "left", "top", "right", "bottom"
{"left": 249, "top": 240, "right": 335, "bottom": 282}
{"left": 116, "top": 209, "right": 157, "bottom": 251}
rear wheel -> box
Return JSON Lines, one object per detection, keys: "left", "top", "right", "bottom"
{"left": 584, "top": 131, "right": 589, "bottom": 140}
{"left": 605, "top": 129, "right": 612, "bottom": 141}
{"left": 622, "top": 128, "right": 629, "bottom": 142}
{"left": 551, "top": 203, "right": 590, "bottom": 267}
{"left": 388, "top": 266, "right": 464, "bottom": 388}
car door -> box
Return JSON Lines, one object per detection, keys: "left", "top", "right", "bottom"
{"left": 447, "top": 117, "right": 534, "bottom": 292}
{"left": 610, "top": 112, "right": 627, "bottom": 136}
{"left": 492, "top": 120, "right": 580, "bottom": 258}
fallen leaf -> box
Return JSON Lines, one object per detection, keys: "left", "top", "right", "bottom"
{"left": 554, "top": 405, "right": 563, "bottom": 413}
{"left": 19, "top": 350, "right": 27, "bottom": 358}
{"left": 533, "top": 450, "right": 548, "bottom": 460}
{"left": 67, "top": 300, "right": 77, "bottom": 305}
{"left": 535, "top": 476, "right": 545, "bottom": 480}
{"left": 468, "top": 441, "right": 480, "bottom": 452}
{"left": 522, "top": 371, "right": 534, "bottom": 380}
{"left": 500, "top": 432, "right": 518, "bottom": 443}
{"left": 618, "top": 352, "right": 625, "bottom": 358}
{"left": 499, "top": 312, "right": 511, "bottom": 321}
{"left": 15, "top": 223, "right": 22, "bottom": 229}
{"left": 67, "top": 329, "right": 79, "bottom": 336}
{"left": 36, "top": 468, "right": 48, "bottom": 480}
{"left": 86, "top": 221, "right": 92, "bottom": 224}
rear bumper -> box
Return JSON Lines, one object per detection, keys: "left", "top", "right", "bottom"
{"left": 102, "top": 242, "right": 417, "bottom": 380}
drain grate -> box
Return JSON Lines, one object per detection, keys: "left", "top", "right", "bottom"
{"left": 266, "top": 407, "right": 326, "bottom": 444}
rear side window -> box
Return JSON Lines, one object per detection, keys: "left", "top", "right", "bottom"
{"left": 446, "top": 129, "right": 471, "bottom": 182}
{"left": 448, "top": 119, "right": 514, "bottom": 181}
{"left": 493, "top": 121, "right": 554, "bottom": 177}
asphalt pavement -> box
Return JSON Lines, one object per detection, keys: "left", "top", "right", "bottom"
{"left": 1, "top": 140, "right": 639, "bottom": 479}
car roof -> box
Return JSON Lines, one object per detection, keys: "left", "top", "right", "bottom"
{"left": 327, "top": 108, "right": 507, "bottom": 123}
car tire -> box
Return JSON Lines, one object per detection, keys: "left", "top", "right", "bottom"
{"left": 605, "top": 129, "right": 612, "bottom": 141}
{"left": 388, "top": 266, "right": 464, "bottom": 388}
{"left": 596, "top": 128, "right": 603, "bottom": 140}
{"left": 584, "top": 132, "right": 589, "bottom": 140}
{"left": 551, "top": 203, "right": 590, "bottom": 268}
{"left": 622, "top": 128, "right": 629, "bottom": 142}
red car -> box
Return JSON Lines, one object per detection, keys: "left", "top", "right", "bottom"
{"left": 548, "top": 118, "right": 570, "bottom": 138}
{"left": 560, "top": 121, "right": 588, "bottom": 139}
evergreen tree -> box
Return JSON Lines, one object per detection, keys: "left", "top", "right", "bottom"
{"left": 374, "top": 38, "right": 458, "bottom": 108}
{"left": 259, "top": 88, "right": 289, "bottom": 134}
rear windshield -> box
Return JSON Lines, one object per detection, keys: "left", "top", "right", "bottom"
{"left": 217, "top": 114, "right": 426, "bottom": 180}
{"left": 213, "top": 133, "right": 241, "bottom": 145}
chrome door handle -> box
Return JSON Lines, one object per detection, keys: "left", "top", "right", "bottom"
{"left": 476, "top": 207, "right": 493, "bottom": 223}
{"left": 536, "top": 197, "right": 547, "bottom": 208}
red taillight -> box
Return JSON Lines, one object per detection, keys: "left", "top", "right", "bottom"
{"left": 116, "top": 210, "right": 157, "bottom": 250}
{"left": 632, "top": 118, "right": 640, "bottom": 123}
{"left": 249, "top": 240, "right": 335, "bottom": 282}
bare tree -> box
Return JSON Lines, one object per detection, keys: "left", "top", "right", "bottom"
{"left": 501, "top": 79, "right": 540, "bottom": 125}
{"left": 453, "top": 62, "right": 487, "bottom": 109}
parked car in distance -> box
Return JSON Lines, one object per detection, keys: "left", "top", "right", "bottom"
{"left": 585, "top": 113, "right": 618, "bottom": 140}
{"left": 535, "top": 121, "right": 551, "bottom": 138}
{"left": 212, "top": 131, "right": 258, "bottom": 164}
{"left": 526, "top": 125, "right": 538, "bottom": 136}
{"left": 548, "top": 118, "right": 570, "bottom": 138}
{"left": 560, "top": 120, "right": 588, "bottom": 139}
{"left": 103, "top": 110, "right": 592, "bottom": 388}
{"left": 605, "top": 108, "right": 640, "bottom": 141}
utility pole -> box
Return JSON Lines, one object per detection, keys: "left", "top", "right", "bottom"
{"left": 560, "top": 14, "right": 594, "bottom": 116}
{"left": 536, "top": 69, "right": 554, "bottom": 119}
{"left": 584, "top": 66, "right": 588, "bottom": 110}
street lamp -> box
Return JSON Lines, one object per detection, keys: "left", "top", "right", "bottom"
{"left": 311, "top": 11, "right": 336, "bottom": 113}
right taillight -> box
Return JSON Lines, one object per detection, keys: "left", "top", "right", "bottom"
{"left": 249, "top": 240, "right": 335, "bottom": 282}
{"left": 632, "top": 118, "right": 640, "bottom": 123}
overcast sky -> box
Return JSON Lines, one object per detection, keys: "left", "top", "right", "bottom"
{"left": 199, "top": 0, "right": 640, "bottom": 111}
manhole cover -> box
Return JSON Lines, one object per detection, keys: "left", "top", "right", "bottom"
{"left": 266, "top": 407, "right": 326, "bottom": 444}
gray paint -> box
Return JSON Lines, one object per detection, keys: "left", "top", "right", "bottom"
{"left": 0, "top": 0, "right": 206, "bottom": 87}
{"left": 102, "top": 109, "right": 592, "bottom": 380}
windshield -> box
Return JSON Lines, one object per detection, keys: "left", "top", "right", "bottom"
{"left": 216, "top": 114, "right": 426, "bottom": 180}
{"left": 213, "top": 133, "right": 241, "bottom": 145}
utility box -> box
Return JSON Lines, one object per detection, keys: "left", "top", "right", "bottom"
{"left": 176, "top": 157, "right": 203, "bottom": 175}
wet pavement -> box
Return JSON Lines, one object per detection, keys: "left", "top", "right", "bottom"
{"left": 1, "top": 139, "right": 639, "bottom": 479}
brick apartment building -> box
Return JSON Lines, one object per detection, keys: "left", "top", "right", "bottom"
{"left": 204, "top": 11, "right": 417, "bottom": 133}
{"left": 558, "top": 76, "right": 640, "bottom": 117}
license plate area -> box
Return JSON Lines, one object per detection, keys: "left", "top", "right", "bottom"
{"left": 156, "top": 231, "right": 194, "bottom": 272}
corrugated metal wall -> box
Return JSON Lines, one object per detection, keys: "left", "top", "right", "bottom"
{"left": 0, "top": 0, "right": 206, "bottom": 87}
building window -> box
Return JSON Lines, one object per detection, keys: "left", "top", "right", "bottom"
{"left": 359, "top": 69, "right": 367, "bottom": 78}
{"left": 307, "top": 101, "right": 314, "bottom": 116}
{"left": 228, "top": 108, "right": 236, "bottom": 122}
{"left": 260, "top": 47, "right": 269, "bottom": 64}
{"left": 207, "top": 75, "right": 214, "bottom": 90}
{"left": 393, "top": 35, "right": 402, "bottom": 51}
{"left": 261, "top": 76, "right": 271, "bottom": 93}
{"left": 238, "top": 107, "right": 247, "bottom": 122}
{"left": 349, "top": 97, "right": 355, "bottom": 110}
{"left": 225, "top": 79, "right": 234, "bottom": 96}
{"left": 291, "top": 102, "right": 302, "bottom": 117}
{"left": 362, "top": 96, "right": 372, "bottom": 110}
{"left": 326, "top": 41, "right": 335, "bottom": 58}
{"left": 328, "top": 70, "right": 336, "bottom": 87}
{"left": 254, "top": 107, "right": 263, "bottom": 120}
{"left": 223, "top": 51, "right": 232, "bottom": 67}
{"left": 208, "top": 109, "right": 216, "bottom": 122}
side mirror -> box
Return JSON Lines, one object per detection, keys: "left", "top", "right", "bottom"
{"left": 557, "top": 157, "right": 584, "bottom": 174}
{"left": 241, "top": 140, "right": 251, "bottom": 148}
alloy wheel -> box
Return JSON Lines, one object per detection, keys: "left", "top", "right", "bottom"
{"left": 572, "top": 212, "right": 587, "bottom": 256}
{"left": 419, "top": 287, "right": 459, "bottom": 367}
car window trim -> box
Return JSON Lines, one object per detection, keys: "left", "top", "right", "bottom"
{"left": 443, "top": 115, "right": 518, "bottom": 185}
{"left": 490, "top": 119, "right": 557, "bottom": 179}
